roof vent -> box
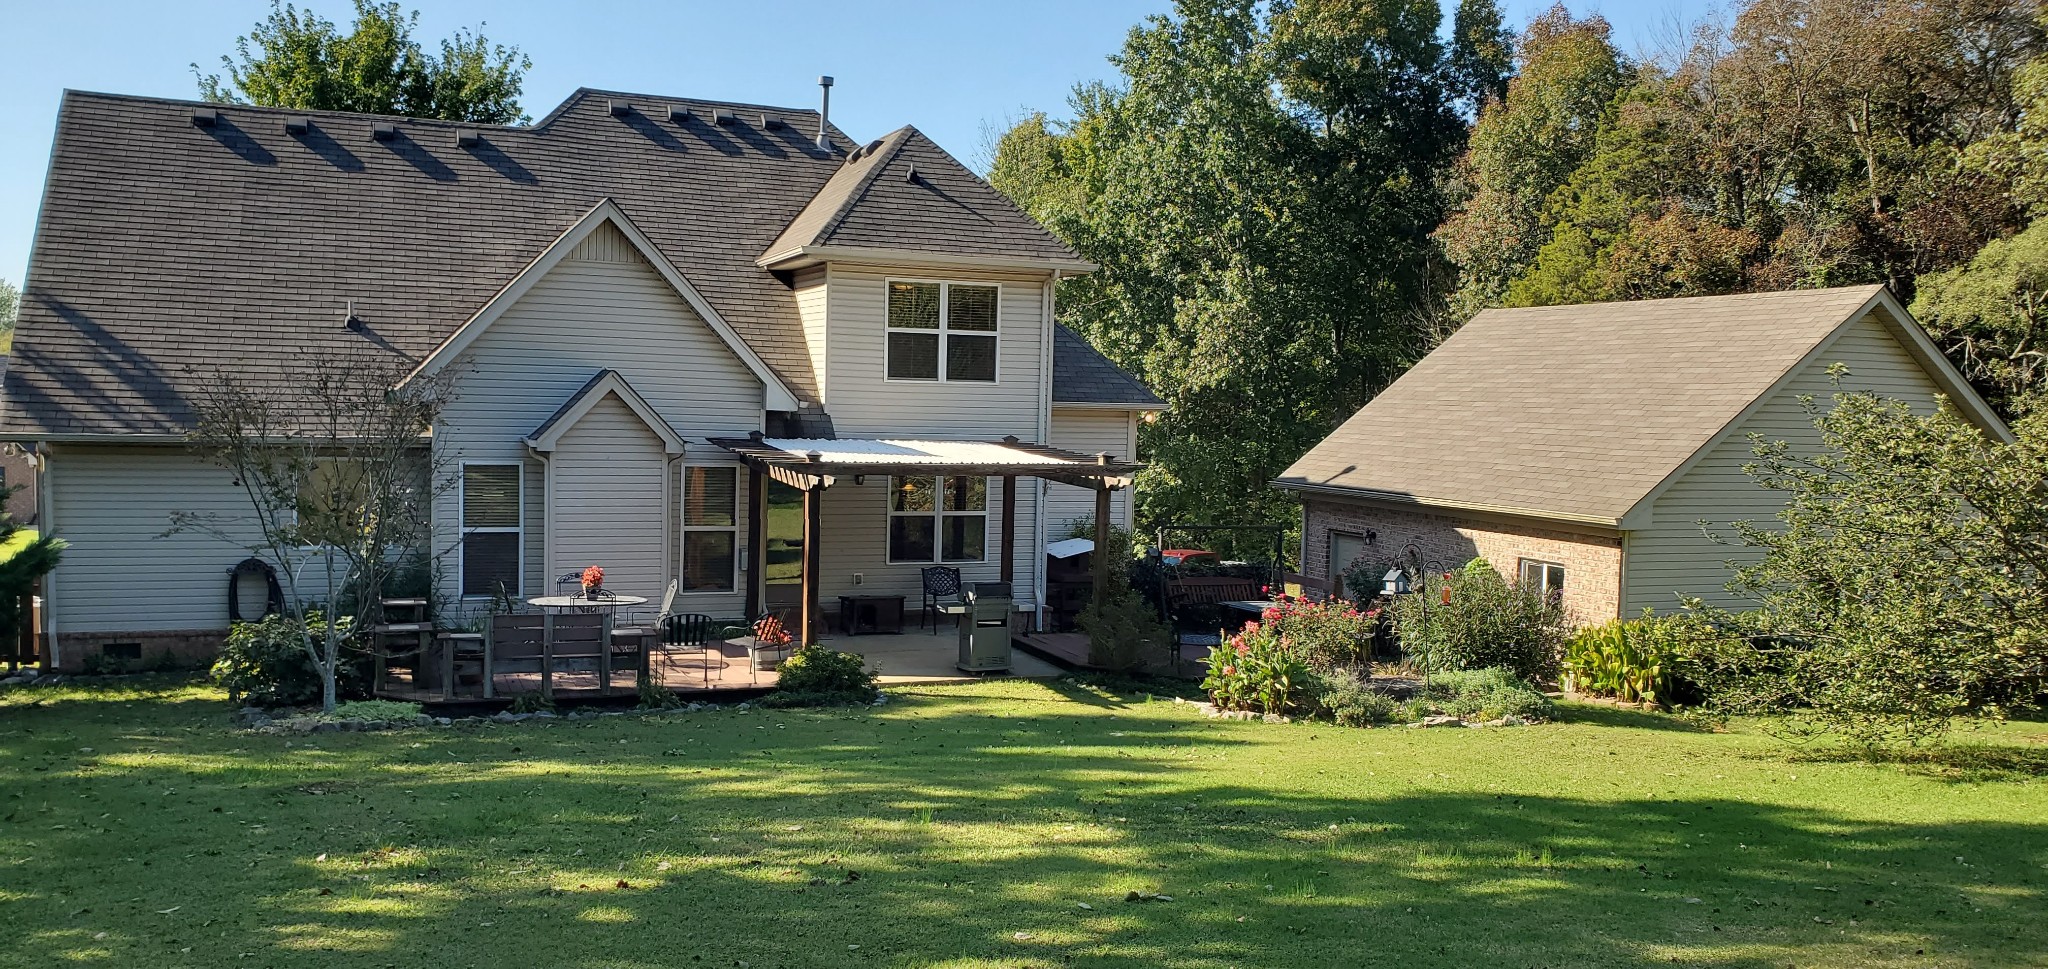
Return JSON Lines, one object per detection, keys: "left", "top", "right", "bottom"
{"left": 905, "top": 163, "right": 919, "bottom": 183}
{"left": 667, "top": 104, "right": 691, "bottom": 123}
{"left": 816, "top": 75, "right": 834, "bottom": 152}
{"left": 847, "top": 144, "right": 865, "bottom": 162}
{"left": 607, "top": 99, "right": 631, "bottom": 117}
{"left": 455, "top": 128, "right": 480, "bottom": 148}
{"left": 284, "top": 116, "right": 310, "bottom": 135}
{"left": 865, "top": 138, "right": 884, "bottom": 155}
{"left": 190, "top": 108, "right": 220, "bottom": 128}
{"left": 761, "top": 113, "right": 783, "bottom": 129}
{"left": 371, "top": 122, "right": 398, "bottom": 141}
{"left": 713, "top": 109, "right": 736, "bottom": 125}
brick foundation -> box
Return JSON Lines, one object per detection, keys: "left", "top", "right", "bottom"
{"left": 54, "top": 629, "right": 226, "bottom": 672}
{"left": 1301, "top": 496, "right": 1622, "bottom": 625}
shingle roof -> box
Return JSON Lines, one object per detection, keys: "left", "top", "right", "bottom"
{"left": 1052, "top": 325, "right": 1163, "bottom": 407}
{"left": 761, "top": 126, "right": 1085, "bottom": 267}
{"left": 1273, "top": 286, "right": 1898, "bottom": 525}
{"left": 2, "top": 88, "right": 1116, "bottom": 438}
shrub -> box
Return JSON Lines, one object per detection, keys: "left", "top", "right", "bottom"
{"left": 637, "top": 670, "right": 681, "bottom": 710}
{"left": 1392, "top": 559, "right": 1567, "bottom": 681}
{"left": 315, "top": 700, "right": 420, "bottom": 723}
{"left": 506, "top": 691, "right": 554, "bottom": 714}
{"left": 1419, "top": 667, "right": 1555, "bottom": 722}
{"left": 1079, "top": 581, "right": 1173, "bottom": 672}
{"left": 770, "top": 645, "right": 878, "bottom": 704}
{"left": 1260, "top": 594, "right": 1374, "bottom": 671}
{"left": 1313, "top": 668, "right": 1401, "bottom": 727}
{"left": 211, "top": 612, "right": 366, "bottom": 706}
{"left": 1563, "top": 610, "right": 1734, "bottom": 706}
{"left": 1203, "top": 620, "right": 1312, "bottom": 715}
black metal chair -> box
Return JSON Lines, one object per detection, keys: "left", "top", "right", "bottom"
{"left": 920, "top": 566, "right": 962, "bottom": 633}
{"left": 646, "top": 613, "right": 719, "bottom": 688}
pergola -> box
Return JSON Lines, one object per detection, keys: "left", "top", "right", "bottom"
{"left": 708, "top": 433, "right": 1142, "bottom": 644}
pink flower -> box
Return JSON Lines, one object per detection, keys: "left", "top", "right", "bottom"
{"left": 1234, "top": 642, "right": 1250, "bottom": 656}
{"left": 1222, "top": 665, "right": 1236, "bottom": 676}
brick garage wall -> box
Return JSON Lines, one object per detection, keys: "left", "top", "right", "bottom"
{"left": 1301, "top": 496, "right": 1623, "bottom": 625}
{"left": 54, "top": 629, "right": 226, "bottom": 672}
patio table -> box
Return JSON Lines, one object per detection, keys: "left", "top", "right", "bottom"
{"left": 525, "top": 594, "right": 649, "bottom": 614}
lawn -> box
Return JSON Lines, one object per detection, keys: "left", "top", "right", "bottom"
{"left": 1, "top": 678, "right": 2043, "bottom": 968}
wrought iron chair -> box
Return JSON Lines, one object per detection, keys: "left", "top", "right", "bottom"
{"left": 650, "top": 613, "right": 720, "bottom": 688}
{"left": 920, "top": 566, "right": 963, "bottom": 633}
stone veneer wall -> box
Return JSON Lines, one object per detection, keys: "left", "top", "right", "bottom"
{"left": 1300, "top": 496, "right": 1624, "bottom": 625}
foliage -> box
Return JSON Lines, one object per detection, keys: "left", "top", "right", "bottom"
{"left": 1419, "top": 667, "right": 1554, "bottom": 721}
{"left": 0, "top": 491, "right": 63, "bottom": 665}
{"left": 1911, "top": 219, "right": 2048, "bottom": 415}
{"left": 0, "top": 277, "right": 16, "bottom": 336}
{"left": 1258, "top": 593, "right": 1374, "bottom": 671}
{"left": 173, "top": 345, "right": 453, "bottom": 712}
{"left": 285, "top": 699, "right": 420, "bottom": 724}
{"left": 1078, "top": 579, "right": 1173, "bottom": 672}
{"left": 769, "top": 645, "right": 878, "bottom": 705}
{"left": 636, "top": 670, "right": 681, "bottom": 711}
{"left": 989, "top": 0, "right": 1493, "bottom": 555}
{"left": 1391, "top": 559, "right": 1567, "bottom": 681}
{"left": 1560, "top": 610, "right": 1732, "bottom": 706}
{"left": 1312, "top": 667, "right": 1402, "bottom": 726}
{"left": 1203, "top": 619, "right": 1312, "bottom": 715}
{"left": 1713, "top": 389, "right": 2048, "bottom": 747}
{"left": 195, "top": 0, "right": 530, "bottom": 123}
{"left": 211, "top": 612, "right": 364, "bottom": 706}
{"left": 505, "top": 691, "right": 553, "bottom": 714}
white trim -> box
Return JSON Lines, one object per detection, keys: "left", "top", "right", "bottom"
{"left": 758, "top": 243, "right": 1097, "bottom": 274}
{"left": 679, "top": 464, "right": 741, "bottom": 595}
{"left": 36, "top": 442, "right": 57, "bottom": 669}
{"left": 457, "top": 462, "right": 524, "bottom": 600}
{"left": 1865, "top": 289, "right": 2012, "bottom": 441}
{"left": 523, "top": 372, "right": 688, "bottom": 455}
{"left": 884, "top": 474, "right": 992, "bottom": 565}
{"left": 1517, "top": 557, "right": 1566, "bottom": 599}
{"left": 405, "top": 198, "right": 802, "bottom": 411}
{"left": 1049, "top": 400, "right": 1162, "bottom": 412}
{"left": 882, "top": 278, "right": 1002, "bottom": 385}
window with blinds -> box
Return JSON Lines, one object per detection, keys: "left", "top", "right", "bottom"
{"left": 682, "top": 466, "right": 738, "bottom": 592}
{"left": 461, "top": 464, "right": 521, "bottom": 597}
{"left": 885, "top": 280, "right": 998, "bottom": 382}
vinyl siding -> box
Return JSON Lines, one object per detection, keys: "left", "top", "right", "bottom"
{"left": 548, "top": 394, "right": 670, "bottom": 602}
{"left": 794, "top": 266, "right": 829, "bottom": 403}
{"left": 814, "top": 474, "right": 1027, "bottom": 606}
{"left": 432, "top": 222, "right": 767, "bottom": 607}
{"left": 47, "top": 445, "right": 267, "bottom": 634}
{"left": 1623, "top": 312, "right": 1949, "bottom": 613}
{"left": 1046, "top": 408, "right": 1137, "bottom": 534}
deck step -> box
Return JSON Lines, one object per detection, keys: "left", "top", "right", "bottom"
{"left": 370, "top": 622, "right": 434, "bottom": 634}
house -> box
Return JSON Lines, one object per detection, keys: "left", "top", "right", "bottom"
{"left": 0, "top": 85, "right": 1161, "bottom": 671}
{"left": 1273, "top": 286, "right": 2009, "bottom": 623}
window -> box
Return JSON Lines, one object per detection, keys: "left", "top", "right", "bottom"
{"left": 461, "top": 465, "right": 522, "bottom": 597}
{"left": 682, "top": 466, "right": 738, "bottom": 592}
{"left": 886, "top": 280, "right": 998, "bottom": 382}
{"left": 888, "top": 475, "right": 986, "bottom": 563}
{"left": 1519, "top": 558, "right": 1566, "bottom": 602}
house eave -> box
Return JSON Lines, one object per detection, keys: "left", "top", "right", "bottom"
{"left": 757, "top": 244, "right": 1097, "bottom": 274}
{"left": 1272, "top": 479, "right": 1625, "bottom": 531}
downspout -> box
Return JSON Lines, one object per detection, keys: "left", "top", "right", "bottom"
{"left": 665, "top": 450, "right": 685, "bottom": 592}
{"left": 34, "top": 443, "right": 55, "bottom": 670}
{"left": 1033, "top": 270, "right": 1059, "bottom": 628}
{"left": 528, "top": 445, "right": 553, "bottom": 602}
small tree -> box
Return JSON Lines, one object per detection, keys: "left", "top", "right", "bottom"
{"left": 173, "top": 347, "right": 454, "bottom": 712}
{"left": 0, "top": 476, "right": 63, "bottom": 666}
{"left": 1716, "top": 385, "right": 2048, "bottom": 747}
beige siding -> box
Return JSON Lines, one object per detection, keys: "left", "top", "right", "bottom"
{"left": 794, "top": 266, "right": 829, "bottom": 402}
{"left": 814, "top": 474, "right": 1027, "bottom": 606}
{"left": 548, "top": 395, "right": 671, "bottom": 602}
{"left": 433, "top": 222, "right": 767, "bottom": 605}
{"left": 47, "top": 445, "right": 267, "bottom": 634}
{"left": 1623, "top": 312, "right": 1949, "bottom": 613}
{"left": 1046, "top": 408, "right": 1137, "bottom": 535}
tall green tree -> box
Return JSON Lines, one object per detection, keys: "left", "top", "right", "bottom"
{"left": 195, "top": 0, "right": 530, "bottom": 124}
{"left": 993, "top": 0, "right": 1476, "bottom": 556}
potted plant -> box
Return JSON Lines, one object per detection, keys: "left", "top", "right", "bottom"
{"left": 581, "top": 565, "right": 605, "bottom": 600}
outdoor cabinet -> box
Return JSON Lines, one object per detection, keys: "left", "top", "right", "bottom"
{"left": 956, "top": 582, "right": 1014, "bottom": 673}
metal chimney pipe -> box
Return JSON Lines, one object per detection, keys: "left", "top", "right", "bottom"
{"left": 816, "top": 75, "right": 834, "bottom": 151}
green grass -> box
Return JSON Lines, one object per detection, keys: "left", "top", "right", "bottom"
{"left": 0, "top": 528, "right": 37, "bottom": 565}
{"left": 1, "top": 677, "right": 2044, "bottom": 968}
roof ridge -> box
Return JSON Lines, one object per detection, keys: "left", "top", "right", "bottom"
{"left": 60, "top": 87, "right": 828, "bottom": 134}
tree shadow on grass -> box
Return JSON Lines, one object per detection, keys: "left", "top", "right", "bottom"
{"left": 1786, "top": 742, "right": 2048, "bottom": 783}
{"left": 1554, "top": 701, "right": 1717, "bottom": 734}
{"left": 2, "top": 685, "right": 2045, "bottom": 968}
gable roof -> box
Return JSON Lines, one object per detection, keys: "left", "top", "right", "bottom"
{"left": 0, "top": 87, "right": 1117, "bottom": 439}
{"left": 1273, "top": 286, "right": 2011, "bottom": 527}
{"left": 760, "top": 127, "right": 1091, "bottom": 272}
{"left": 1051, "top": 325, "right": 1164, "bottom": 408}
{"left": 525, "top": 369, "right": 685, "bottom": 454}
{"left": 409, "top": 198, "right": 798, "bottom": 410}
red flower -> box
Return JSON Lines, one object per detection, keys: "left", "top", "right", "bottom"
{"left": 1222, "top": 665, "right": 1236, "bottom": 676}
{"left": 580, "top": 564, "right": 605, "bottom": 588}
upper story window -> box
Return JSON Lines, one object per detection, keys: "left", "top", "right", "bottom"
{"left": 886, "top": 280, "right": 998, "bottom": 382}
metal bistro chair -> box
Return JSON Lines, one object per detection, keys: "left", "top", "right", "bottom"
{"left": 652, "top": 613, "right": 721, "bottom": 688}
{"left": 612, "top": 580, "right": 677, "bottom": 649}
{"left": 920, "top": 566, "right": 962, "bottom": 634}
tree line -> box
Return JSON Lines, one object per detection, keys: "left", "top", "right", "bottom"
{"left": 990, "top": 0, "right": 2048, "bottom": 551}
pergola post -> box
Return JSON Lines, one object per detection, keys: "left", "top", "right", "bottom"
{"left": 1000, "top": 474, "right": 1017, "bottom": 585}
{"left": 800, "top": 451, "right": 824, "bottom": 646}
{"left": 1093, "top": 452, "right": 1113, "bottom": 605}
{"left": 745, "top": 463, "right": 766, "bottom": 619}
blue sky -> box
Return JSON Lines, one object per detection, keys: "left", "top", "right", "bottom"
{"left": 0, "top": 0, "right": 1706, "bottom": 286}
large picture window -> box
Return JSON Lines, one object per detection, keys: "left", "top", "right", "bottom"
{"left": 886, "top": 280, "right": 998, "bottom": 382}
{"left": 460, "top": 464, "right": 522, "bottom": 597}
{"left": 682, "top": 466, "right": 738, "bottom": 592}
{"left": 887, "top": 475, "right": 986, "bottom": 563}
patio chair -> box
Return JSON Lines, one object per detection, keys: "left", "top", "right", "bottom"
{"left": 748, "top": 611, "right": 797, "bottom": 684}
{"left": 919, "top": 566, "right": 962, "bottom": 633}
{"left": 484, "top": 613, "right": 547, "bottom": 699}
{"left": 650, "top": 613, "right": 720, "bottom": 688}
{"left": 613, "top": 579, "right": 677, "bottom": 650}
{"left": 547, "top": 613, "right": 613, "bottom": 694}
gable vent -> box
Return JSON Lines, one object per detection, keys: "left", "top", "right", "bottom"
{"left": 284, "top": 116, "right": 310, "bottom": 135}
{"left": 371, "top": 122, "right": 398, "bottom": 142}
{"left": 455, "top": 128, "right": 480, "bottom": 148}
{"left": 713, "top": 109, "right": 736, "bottom": 125}
{"left": 190, "top": 108, "right": 220, "bottom": 128}
{"left": 667, "top": 104, "right": 691, "bottom": 123}
{"left": 607, "top": 99, "right": 631, "bottom": 117}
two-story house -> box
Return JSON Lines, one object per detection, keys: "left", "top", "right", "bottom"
{"left": 0, "top": 85, "right": 1161, "bottom": 671}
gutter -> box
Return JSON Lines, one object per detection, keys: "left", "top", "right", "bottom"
{"left": 1271, "top": 479, "right": 1625, "bottom": 531}
{"left": 757, "top": 244, "right": 1097, "bottom": 274}
{"left": 1032, "top": 270, "right": 1059, "bottom": 626}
